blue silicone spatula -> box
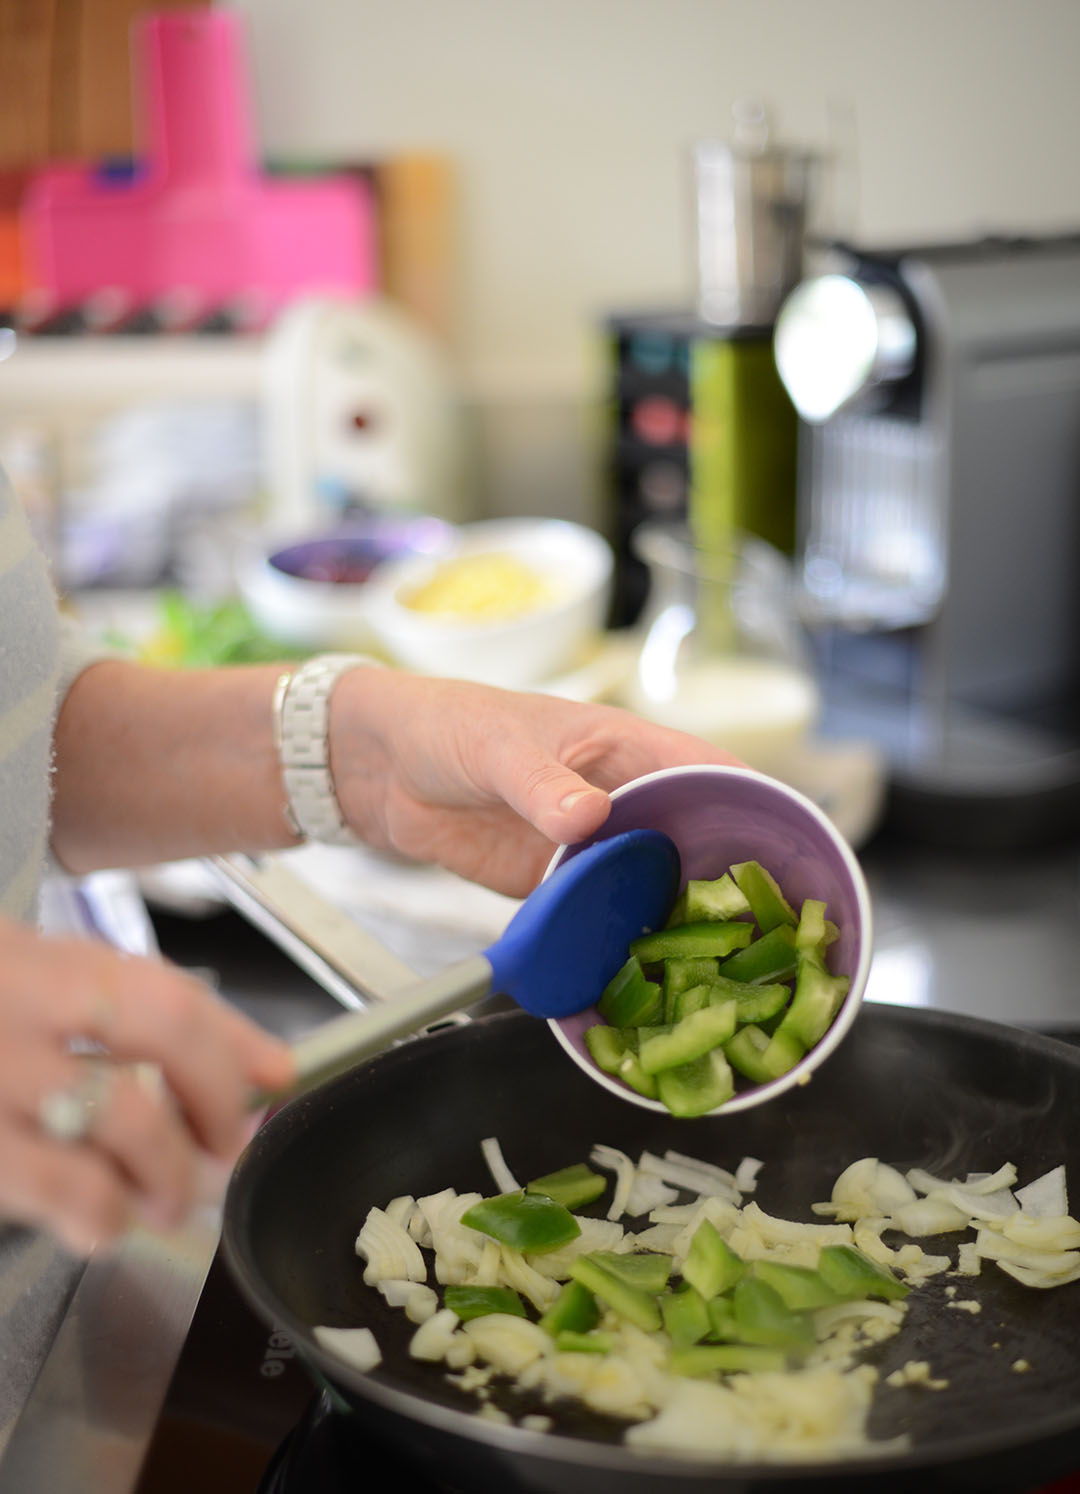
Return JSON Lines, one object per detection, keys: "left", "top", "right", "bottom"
{"left": 279, "top": 828, "right": 680, "bottom": 1099}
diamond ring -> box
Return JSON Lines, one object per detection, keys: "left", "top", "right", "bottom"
{"left": 38, "top": 1060, "right": 114, "bottom": 1145}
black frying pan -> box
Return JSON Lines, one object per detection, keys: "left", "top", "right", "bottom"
{"left": 222, "top": 1004, "right": 1080, "bottom": 1492}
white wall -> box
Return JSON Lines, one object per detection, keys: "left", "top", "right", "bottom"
{"left": 228, "top": 0, "right": 1080, "bottom": 517}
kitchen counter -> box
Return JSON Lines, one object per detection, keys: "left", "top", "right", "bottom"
{"left": 1, "top": 827, "right": 1079, "bottom": 1492}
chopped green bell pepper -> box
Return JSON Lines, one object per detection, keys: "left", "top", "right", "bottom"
{"left": 705, "top": 1293, "right": 739, "bottom": 1341}
{"left": 584, "top": 1023, "right": 658, "bottom": 1098}
{"left": 526, "top": 1162, "right": 606, "bottom": 1210}
{"left": 555, "top": 1330, "right": 616, "bottom": 1354}
{"left": 732, "top": 1276, "right": 815, "bottom": 1351}
{"left": 569, "top": 1255, "right": 662, "bottom": 1332}
{"left": 597, "top": 955, "right": 663, "bottom": 1027}
{"left": 539, "top": 1279, "right": 600, "bottom": 1336}
{"left": 724, "top": 1023, "right": 804, "bottom": 1084}
{"left": 656, "top": 1047, "right": 735, "bottom": 1117}
{"left": 668, "top": 1343, "right": 787, "bottom": 1378}
{"left": 682, "top": 1219, "right": 745, "bottom": 1299}
{"left": 751, "top": 1261, "right": 841, "bottom": 1311}
{"left": 817, "top": 1245, "right": 910, "bottom": 1302}
{"left": 461, "top": 1190, "right": 581, "bottom": 1254}
{"left": 638, "top": 1001, "right": 738, "bottom": 1075}
{"left": 730, "top": 860, "right": 797, "bottom": 932}
{"left": 585, "top": 1249, "right": 671, "bottom": 1294}
{"left": 670, "top": 982, "right": 713, "bottom": 1021}
{"left": 718, "top": 923, "right": 797, "bottom": 984}
{"left": 443, "top": 1285, "right": 526, "bottom": 1321}
{"left": 631, "top": 920, "right": 754, "bottom": 964}
{"left": 667, "top": 874, "right": 751, "bottom": 927}
{"left": 705, "top": 973, "right": 792, "bottom": 1025}
{"left": 663, "top": 956, "right": 719, "bottom": 1021}
{"left": 659, "top": 1286, "right": 711, "bottom": 1347}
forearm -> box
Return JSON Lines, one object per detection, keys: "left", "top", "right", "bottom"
{"left": 50, "top": 659, "right": 300, "bottom": 873}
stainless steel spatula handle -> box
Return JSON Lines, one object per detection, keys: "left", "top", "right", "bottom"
{"left": 282, "top": 953, "right": 493, "bottom": 1098}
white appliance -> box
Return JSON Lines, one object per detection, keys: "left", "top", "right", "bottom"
{"left": 259, "top": 295, "right": 470, "bottom": 536}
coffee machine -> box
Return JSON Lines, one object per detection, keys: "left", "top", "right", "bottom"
{"left": 773, "top": 234, "right": 1080, "bottom": 848}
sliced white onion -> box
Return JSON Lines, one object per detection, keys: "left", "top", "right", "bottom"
{"left": 661, "top": 1149, "right": 739, "bottom": 1192}
{"left": 313, "top": 1324, "right": 382, "bottom": 1372}
{"left": 931, "top": 1184, "right": 1017, "bottom": 1222}
{"left": 735, "top": 1156, "right": 764, "bottom": 1194}
{"left": 481, "top": 1136, "right": 521, "bottom": 1195}
{"left": 996, "top": 1258, "right": 1080, "bottom": 1289}
{"left": 1014, "top": 1166, "right": 1069, "bottom": 1219}
{"left": 624, "top": 1173, "right": 679, "bottom": 1217}
{"left": 741, "top": 1201, "right": 853, "bottom": 1246}
{"left": 974, "top": 1228, "right": 1080, "bottom": 1275}
{"left": 591, "top": 1143, "right": 637, "bottom": 1221}
{"left": 638, "top": 1150, "right": 740, "bottom": 1201}
{"left": 355, "top": 1206, "right": 428, "bottom": 1284}
{"left": 409, "top": 1307, "right": 460, "bottom": 1362}
{"left": 1001, "top": 1213, "right": 1080, "bottom": 1251}
{"left": 889, "top": 1197, "right": 971, "bottom": 1237}
{"left": 462, "top": 1314, "right": 553, "bottom": 1376}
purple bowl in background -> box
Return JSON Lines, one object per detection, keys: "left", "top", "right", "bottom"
{"left": 240, "top": 515, "right": 454, "bottom": 652}
{"left": 269, "top": 516, "right": 452, "bottom": 585}
{"left": 545, "top": 764, "right": 874, "bottom": 1117}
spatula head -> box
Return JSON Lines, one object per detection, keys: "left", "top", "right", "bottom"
{"left": 485, "top": 828, "right": 680, "bottom": 1018}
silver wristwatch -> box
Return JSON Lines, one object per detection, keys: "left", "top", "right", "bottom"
{"left": 273, "top": 653, "right": 377, "bottom": 845}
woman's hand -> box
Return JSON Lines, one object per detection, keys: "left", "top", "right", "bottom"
{"left": 330, "top": 669, "right": 741, "bottom": 897}
{"left": 0, "top": 915, "right": 295, "bottom": 1255}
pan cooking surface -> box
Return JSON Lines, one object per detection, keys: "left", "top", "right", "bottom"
{"left": 224, "top": 1005, "right": 1080, "bottom": 1488}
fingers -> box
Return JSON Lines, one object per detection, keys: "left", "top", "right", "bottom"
{"left": 24, "top": 937, "right": 294, "bottom": 1158}
{"left": 0, "top": 919, "right": 296, "bottom": 1252}
{"left": 0, "top": 1124, "right": 133, "bottom": 1256}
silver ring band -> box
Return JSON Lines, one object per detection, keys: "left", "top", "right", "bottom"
{"left": 38, "top": 1060, "right": 114, "bottom": 1145}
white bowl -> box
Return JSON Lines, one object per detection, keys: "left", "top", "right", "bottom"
{"left": 362, "top": 517, "right": 614, "bottom": 688}
{"left": 238, "top": 517, "right": 453, "bottom": 652}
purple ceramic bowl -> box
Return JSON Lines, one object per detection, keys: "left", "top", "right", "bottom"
{"left": 545, "top": 764, "right": 873, "bottom": 1117}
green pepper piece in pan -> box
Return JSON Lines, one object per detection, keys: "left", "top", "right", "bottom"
{"left": 668, "top": 1343, "right": 787, "bottom": 1378}
{"left": 731, "top": 1277, "right": 815, "bottom": 1351}
{"left": 631, "top": 921, "right": 754, "bottom": 964}
{"left": 817, "top": 1245, "right": 909, "bottom": 1302}
{"left": 597, "top": 955, "right": 663, "bottom": 1027}
{"left": 659, "top": 1286, "right": 711, "bottom": 1347}
{"left": 751, "top": 1261, "right": 842, "bottom": 1311}
{"left": 682, "top": 1219, "right": 745, "bottom": 1299}
{"left": 585, "top": 1249, "right": 672, "bottom": 1294}
{"left": 443, "top": 1285, "right": 527, "bottom": 1321}
{"left": 461, "top": 1191, "right": 581, "bottom": 1254}
{"left": 718, "top": 923, "right": 797, "bottom": 984}
{"left": 569, "top": 1255, "right": 662, "bottom": 1332}
{"left": 555, "top": 1330, "right": 616, "bottom": 1354}
{"left": 525, "top": 1162, "right": 606, "bottom": 1211}
{"left": 730, "top": 861, "right": 798, "bottom": 932}
{"left": 539, "top": 1279, "right": 599, "bottom": 1337}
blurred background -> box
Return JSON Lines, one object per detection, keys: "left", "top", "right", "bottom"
{"left": 1, "top": 0, "right": 1079, "bottom": 855}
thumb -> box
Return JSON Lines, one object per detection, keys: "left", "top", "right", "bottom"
{"left": 509, "top": 756, "right": 612, "bottom": 845}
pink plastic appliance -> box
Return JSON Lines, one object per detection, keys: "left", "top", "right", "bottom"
{"left": 21, "top": 9, "right": 376, "bottom": 322}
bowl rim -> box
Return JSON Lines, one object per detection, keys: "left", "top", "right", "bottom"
{"left": 363, "top": 516, "right": 614, "bottom": 638}
{"left": 544, "top": 762, "right": 874, "bottom": 1118}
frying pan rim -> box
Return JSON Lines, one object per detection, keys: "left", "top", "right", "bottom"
{"left": 222, "top": 1004, "right": 1080, "bottom": 1482}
